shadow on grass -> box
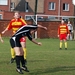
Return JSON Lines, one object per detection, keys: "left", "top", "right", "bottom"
{"left": 30, "top": 66, "right": 75, "bottom": 75}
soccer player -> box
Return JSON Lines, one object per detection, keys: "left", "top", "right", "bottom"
{"left": 58, "top": 20, "right": 70, "bottom": 50}
{"left": 10, "top": 24, "right": 47, "bottom": 74}
{"left": 0, "top": 34, "right": 3, "bottom": 43}
{"left": 67, "top": 21, "right": 73, "bottom": 40}
{"left": 2, "top": 11, "right": 27, "bottom": 63}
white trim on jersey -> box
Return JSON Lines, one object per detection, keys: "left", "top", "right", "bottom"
{"left": 15, "top": 30, "right": 29, "bottom": 36}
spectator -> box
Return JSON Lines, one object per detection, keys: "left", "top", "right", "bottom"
{"left": 67, "top": 21, "right": 73, "bottom": 40}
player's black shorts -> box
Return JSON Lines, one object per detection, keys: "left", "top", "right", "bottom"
{"left": 10, "top": 37, "right": 21, "bottom": 48}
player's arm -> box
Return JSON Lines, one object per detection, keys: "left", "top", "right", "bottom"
{"left": 57, "top": 26, "right": 60, "bottom": 37}
{"left": 0, "top": 34, "right": 3, "bottom": 43}
{"left": 31, "top": 39, "right": 42, "bottom": 46}
{"left": 71, "top": 25, "right": 73, "bottom": 33}
{"left": 37, "top": 24, "right": 47, "bottom": 30}
{"left": 27, "top": 32, "right": 42, "bottom": 46}
{"left": 2, "top": 22, "right": 12, "bottom": 34}
{"left": 2, "top": 28, "right": 8, "bottom": 34}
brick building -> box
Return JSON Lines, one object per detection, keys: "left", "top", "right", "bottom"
{"left": 0, "top": 0, "right": 74, "bottom": 38}
{"left": 0, "top": 0, "right": 74, "bottom": 20}
{"left": 44, "top": 0, "right": 73, "bottom": 16}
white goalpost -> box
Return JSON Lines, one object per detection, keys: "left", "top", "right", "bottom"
{"left": 25, "top": 14, "right": 75, "bottom": 39}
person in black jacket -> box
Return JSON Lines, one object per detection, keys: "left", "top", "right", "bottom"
{"left": 10, "top": 24, "right": 47, "bottom": 74}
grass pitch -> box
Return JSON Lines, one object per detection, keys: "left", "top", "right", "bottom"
{"left": 0, "top": 37, "right": 75, "bottom": 75}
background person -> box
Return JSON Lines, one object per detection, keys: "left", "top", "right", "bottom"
{"left": 58, "top": 20, "right": 70, "bottom": 50}
{"left": 67, "top": 21, "right": 73, "bottom": 40}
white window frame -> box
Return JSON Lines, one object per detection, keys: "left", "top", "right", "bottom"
{"left": 49, "top": 2, "right": 55, "bottom": 10}
{"left": 25, "top": 2, "right": 29, "bottom": 12}
{"left": 11, "top": 2, "right": 15, "bottom": 9}
{"left": 0, "top": 0, "right": 8, "bottom": 5}
{"left": 62, "top": 17, "right": 69, "bottom": 21}
{"left": 0, "top": 14, "right": 3, "bottom": 19}
{"left": 63, "top": 3, "right": 69, "bottom": 11}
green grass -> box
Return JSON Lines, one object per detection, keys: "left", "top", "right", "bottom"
{"left": 0, "top": 37, "right": 75, "bottom": 75}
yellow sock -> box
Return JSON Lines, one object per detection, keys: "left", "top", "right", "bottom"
{"left": 23, "top": 48, "right": 27, "bottom": 59}
{"left": 60, "top": 42, "right": 62, "bottom": 48}
{"left": 11, "top": 48, "right": 15, "bottom": 58}
{"left": 65, "top": 42, "right": 67, "bottom": 48}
